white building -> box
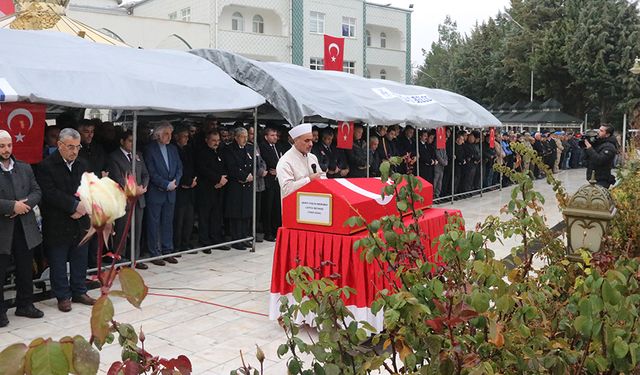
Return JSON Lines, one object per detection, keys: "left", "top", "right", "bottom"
{"left": 68, "top": 0, "right": 412, "bottom": 83}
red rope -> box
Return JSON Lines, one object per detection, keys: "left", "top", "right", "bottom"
{"left": 147, "top": 292, "right": 269, "bottom": 318}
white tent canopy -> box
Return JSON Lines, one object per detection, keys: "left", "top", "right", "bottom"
{"left": 0, "top": 29, "right": 265, "bottom": 112}
{"left": 190, "top": 49, "right": 501, "bottom": 128}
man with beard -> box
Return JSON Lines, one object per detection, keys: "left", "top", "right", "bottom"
{"left": 276, "top": 124, "right": 324, "bottom": 198}
{"left": 0, "top": 130, "right": 44, "bottom": 326}
{"left": 196, "top": 130, "right": 229, "bottom": 251}
{"left": 584, "top": 124, "right": 618, "bottom": 188}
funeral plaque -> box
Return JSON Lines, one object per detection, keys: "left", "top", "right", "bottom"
{"left": 296, "top": 192, "right": 332, "bottom": 226}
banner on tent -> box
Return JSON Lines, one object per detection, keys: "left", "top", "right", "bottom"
{"left": 0, "top": 102, "right": 46, "bottom": 164}
{"left": 371, "top": 87, "right": 435, "bottom": 106}
{"left": 436, "top": 127, "right": 446, "bottom": 150}
{"left": 489, "top": 128, "right": 495, "bottom": 149}
{"left": 337, "top": 121, "right": 354, "bottom": 149}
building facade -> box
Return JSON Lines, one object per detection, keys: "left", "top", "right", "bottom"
{"left": 68, "top": 0, "right": 411, "bottom": 83}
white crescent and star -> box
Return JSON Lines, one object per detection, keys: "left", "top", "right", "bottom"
{"left": 5, "top": 108, "right": 33, "bottom": 143}
{"left": 340, "top": 122, "right": 350, "bottom": 141}
{"left": 328, "top": 42, "right": 340, "bottom": 62}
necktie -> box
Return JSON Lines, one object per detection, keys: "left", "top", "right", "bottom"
{"left": 272, "top": 144, "right": 279, "bottom": 160}
{"left": 126, "top": 153, "right": 132, "bottom": 163}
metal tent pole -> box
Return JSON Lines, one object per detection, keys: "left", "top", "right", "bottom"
{"left": 451, "top": 129, "right": 455, "bottom": 204}
{"left": 251, "top": 107, "right": 258, "bottom": 253}
{"left": 366, "top": 124, "right": 370, "bottom": 178}
{"left": 479, "top": 130, "right": 483, "bottom": 197}
{"left": 130, "top": 112, "right": 137, "bottom": 266}
{"left": 415, "top": 128, "right": 420, "bottom": 177}
{"left": 622, "top": 113, "right": 628, "bottom": 165}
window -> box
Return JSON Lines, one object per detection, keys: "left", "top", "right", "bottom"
{"left": 380, "top": 69, "right": 387, "bottom": 80}
{"left": 310, "top": 11, "right": 325, "bottom": 34}
{"left": 343, "top": 61, "right": 355, "bottom": 74}
{"left": 232, "top": 12, "right": 244, "bottom": 31}
{"left": 341, "top": 17, "right": 356, "bottom": 38}
{"left": 365, "top": 30, "right": 371, "bottom": 46}
{"left": 180, "top": 7, "right": 191, "bottom": 22}
{"left": 380, "top": 32, "right": 387, "bottom": 48}
{"left": 168, "top": 11, "right": 177, "bottom": 20}
{"left": 310, "top": 58, "right": 324, "bottom": 70}
{"left": 252, "top": 15, "right": 264, "bottom": 33}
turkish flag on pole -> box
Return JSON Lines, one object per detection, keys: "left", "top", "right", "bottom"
{"left": 0, "top": 102, "right": 46, "bottom": 164}
{"left": 489, "top": 128, "right": 495, "bottom": 149}
{"left": 0, "top": 0, "right": 15, "bottom": 16}
{"left": 336, "top": 121, "right": 354, "bottom": 149}
{"left": 324, "top": 35, "right": 344, "bottom": 71}
{"left": 436, "top": 127, "right": 446, "bottom": 150}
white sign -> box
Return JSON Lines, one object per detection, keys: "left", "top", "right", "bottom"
{"left": 371, "top": 87, "right": 435, "bottom": 106}
{"left": 297, "top": 193, "right": 332, "bottom": 226}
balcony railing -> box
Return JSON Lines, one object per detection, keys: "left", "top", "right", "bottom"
{"left": 217, "top": 29, "right": 290, "bottom": 62}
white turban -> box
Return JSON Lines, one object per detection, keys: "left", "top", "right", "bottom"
{"left": 289, "top": 123, "right": 313, "bottom": 140}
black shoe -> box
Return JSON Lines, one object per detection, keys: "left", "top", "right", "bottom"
{"left": 165, "top": 256, "right": 178, "bottom": 264}
{"left": 0, "top": 311, "right": 8, "bottom": 327}
{"left": 202, "top": 249, "right": 212, "bottom": 254}
{"left": 15, "top": 305, "right": 44, "bottom": 319}
{"left": 215, "top": 245, "right": 231, "bottom": 251}
{"left": 231, "top": 244, "right": 247, "bottom": 250}
{"left": 242, "top": 241, "right": 253, "bottom": 248}
{"left": 264, "top": 235, "right": 276, "bottom": 242}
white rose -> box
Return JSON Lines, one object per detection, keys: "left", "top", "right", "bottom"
{"left": 77, "top": 172, "right": 127, "bottom": 228}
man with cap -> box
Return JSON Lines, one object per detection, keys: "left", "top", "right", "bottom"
{"left": 0, "top": 130, "right": 45, "bottom": 326}
{"left": 276, "top": 124, "right": 325, "bottom": 198}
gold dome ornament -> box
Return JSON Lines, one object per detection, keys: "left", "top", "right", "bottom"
{"left": 10, "top": 0, "right": 69, "bottom": 30}
{"left": 563, "top": 173, "right": 617, "bottom": 256}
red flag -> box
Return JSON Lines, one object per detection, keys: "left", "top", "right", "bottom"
{"left": 323, "top": 35, "right": 344, "bottom": 71}
{"left": 0, "top": 0, "right": 15, "bottom": 16}
{"left": 436, "top": 127, "right": 446, "bottom": 150}
{"left": 0, "top": 102, "right": 46, "bottom": 164}
{"left": 336, "top": 121, "right": 354, "bottom": 149}
{"left": 489, "top": 128, "right": 495, "bottom": 149}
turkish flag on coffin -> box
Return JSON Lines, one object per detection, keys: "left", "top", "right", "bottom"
{"left": 0, "top": 0, "right": 14, "bottom": 16}
{"left": 336, "top": 121, "right": 354, "bottom": 149}
{"left": 0, "top": 103, "right": 46, "bottom": 164}
{"left": 436, "top": 127, "right": 446, "bottom": 150}
{"left": 324, "top": 34, "right": 344, "bottom": 71}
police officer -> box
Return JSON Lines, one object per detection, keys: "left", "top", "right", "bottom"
{"left": 584, "top": 124, "right": 618, "bottom": 188}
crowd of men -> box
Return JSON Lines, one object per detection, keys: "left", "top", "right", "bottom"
{"left": 1, "top": 114, "right": 617, "bottom": 323}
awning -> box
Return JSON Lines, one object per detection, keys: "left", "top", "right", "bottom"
{"left": 0, "top": 29, "right": 265, "bottom": 112}
{"left": 190, "top": 49, "right": 501, "bottom": 128}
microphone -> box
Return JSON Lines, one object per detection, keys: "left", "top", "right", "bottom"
{"left": 311, "top": 164, "right": 317, "bottom": 173}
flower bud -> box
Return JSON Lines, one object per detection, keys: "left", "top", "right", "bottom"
{"left": 124, "top": 174, "right": 139, "bottom": 200}
{"left": 77, "top": 172, "right": 127, "bottom": 229}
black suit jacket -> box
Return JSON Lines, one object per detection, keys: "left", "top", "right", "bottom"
{"left": 107, "top": 149, "right": 150, "bottom": 208}
{"left": 195, "top": 146, "right": 227, "bottom": 191}
{"left": 259, "top": 141, "right": 281, "bottom": 189}
{"left": 36, "top": 151, "right": 90, "bottom": 247}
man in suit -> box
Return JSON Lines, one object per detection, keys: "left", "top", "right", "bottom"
{"left": 196, "top": 130, "right": 229, "bottom": 251}
{"left": 224, "top": 128, "right": 254, "bottom": 250}
{"left": 346, "top": 124, "right": 368, "bottom": 178}
{"left": 144, "top": 122, "right": 183, "bottom": 266}
{"left": 0, "top": 130, "right": 45, "bottom": 326}
{"left": 107, "top": 130, "right": 149, "bottom": 270}
{"left": 259, "top": 127, "right": 282, "bottom": 242}
{"left": 77, "top": 119, "right": 107, "bottom": 176}
{"left": 312, "top": 129, "right": 339, "bottom": 178}
{"left": 36, "top": 128, "right": 95, "bottom": 312}
{"left": 173, "top": 126, "right": 197, "bottom": 252}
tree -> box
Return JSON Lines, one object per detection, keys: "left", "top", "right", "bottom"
{"left": 414, "top": 16, "right": 461, "bottom": 90}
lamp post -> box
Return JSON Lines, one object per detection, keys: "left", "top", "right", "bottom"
{"left": 563, "top": 176, "right": 617, "bottom": 259}
{"left": 504, "top": 12, "right": 534, "bottom": 102}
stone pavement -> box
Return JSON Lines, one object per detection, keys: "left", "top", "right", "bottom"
{"left": 0, "top": 168, "right": 588, "bottom": 374}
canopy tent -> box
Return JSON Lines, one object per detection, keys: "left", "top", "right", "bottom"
{"left": 0, "top": 29, "right": 265, "bottom": 111}
{"left": 189, "top": 49, "right": 501, "bottom": 128}
{"left": 493, "top": 99, "right": 583, "bottom": 128}
{"left": 0, "top": 1, "right": 128, "bottom": 47}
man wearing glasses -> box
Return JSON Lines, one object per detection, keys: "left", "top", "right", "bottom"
{"left": 36, "top": 128, "right": 95, "bottom": 312}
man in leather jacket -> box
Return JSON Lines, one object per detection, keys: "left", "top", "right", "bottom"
{"left": 584, "top": 124, "right": 618, "bottom": 188}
